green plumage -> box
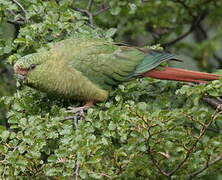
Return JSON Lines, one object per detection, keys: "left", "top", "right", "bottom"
{"left": 14, "top": 36, "right": 179, "bottom": 102}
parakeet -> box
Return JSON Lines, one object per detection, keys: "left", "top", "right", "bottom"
{"left": 13, "top": 36, "right": 220, "bottom": 110}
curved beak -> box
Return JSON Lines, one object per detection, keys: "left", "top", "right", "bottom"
{"left": 16, "top": 74, "right": 26, "bottom": 81}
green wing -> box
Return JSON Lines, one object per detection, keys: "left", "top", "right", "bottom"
{"left": 69, "top": 44, "right": 145, "bottom": 89}
{"left": 49, "top": 37, "right": 144, "bottom": 89}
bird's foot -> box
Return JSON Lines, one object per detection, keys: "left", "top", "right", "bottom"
{"left": 66, "top": 100, "right": 95, "bottom": 113}
{"left": 65, "top": 101, "right": 95, "bottom": 128}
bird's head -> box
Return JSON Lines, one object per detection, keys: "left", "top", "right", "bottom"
{"left": 13, "top": 52, "right": 68, "bottom": 97}
{"left": 13, "top": 53, "right": 47, "bottom": 84}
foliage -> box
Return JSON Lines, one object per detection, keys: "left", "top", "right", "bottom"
{"left": 1, "top": 78, "right": 222, "bottom": 179}
{"left": 0, "top": 0, "right": 222, "bottom": 179}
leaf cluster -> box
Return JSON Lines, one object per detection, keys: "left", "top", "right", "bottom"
{"left": 1, "top": 78, "right": 222, "bottom": 179}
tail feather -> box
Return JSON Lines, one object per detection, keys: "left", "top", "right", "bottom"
{"left": 143, "top": 67, "right": 220, "bottom": 83}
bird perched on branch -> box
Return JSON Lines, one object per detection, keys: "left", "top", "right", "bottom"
{"left": 13, "top": 36, "right": 221, "bottom": 111}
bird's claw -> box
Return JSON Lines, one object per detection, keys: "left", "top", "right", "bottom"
{"left": 64, "top": 101, "right": 95, "bottom": 128}
{"left": 65, "top": 107, "right": 85, "bottom": 128}
{"left": 66, "top": 101, "right": 95, "bottom": 114}
{"left": 66, "top": 106, "right": 87, "bottom": 114}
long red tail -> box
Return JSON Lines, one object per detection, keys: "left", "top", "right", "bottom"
{"left": 143, "top": 67, "right": 220, "bottom": 83}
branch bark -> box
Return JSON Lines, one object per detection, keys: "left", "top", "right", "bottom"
{"left": 186, "top": 154, "right": 222, "bottom": 180}
{"left": 73, "top": 3, "right": 110, "bottom": 28}
{"left": 162, "top": 12, "right": 207, "bottom": 48}
{"left": 11, "top": 0, "right": 27, "bottom": 22}
{"left": 203, "top": 97, "right": 222, "bottom": 111}
{"left": 87, "top": 0, "right": 94, "bottom": 11}
{"left": 167, "top": 109, "right": 221, "bottom": 177}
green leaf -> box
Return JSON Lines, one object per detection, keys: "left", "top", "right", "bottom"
{"left": 1, "top": 130, "right": 10, "bottom": 141}
{"left": 108, "top": 122, "right": 116, "bottom": 130}
{"left": 105, "top": 28, "right": 117, "bottom": 38}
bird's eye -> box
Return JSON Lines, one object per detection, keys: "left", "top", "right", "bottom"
{"left": 30, "top": 64, "right": 36, "bottom": 69}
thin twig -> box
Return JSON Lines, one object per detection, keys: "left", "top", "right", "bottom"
{"left": 146, "top": 129, "right": 169, "bottom": 177}
{"left": 172, "top": 0, "right": 196, "bottom": 18}
{"left": 168, "top": 108, "right": 221, "bottom": 177}
{"left": 162, "top": 10, "right": 207, "bottom": 47}
{"left": 60, "top": 116, "right": 76, "bottom": 122}
{"left": 214, "top": 54, "right": 222, "bottom": 64}
{"left": 197, "top": 24, "right": 208, "bottom": 39}
{"left": 11, "top": 0, "right": 27, "bottom": 21}
{"left": 162, "top": 26, "right": 194, "bottom": 47}
{"left": 149, "top": 153, "right": 169, "bottom": 176}
{"left": 10, "top": 0, "right": 27, "bottom": 24}
{"left": 7, "top": 20, "right": 25, "bottom": 25}
{"left": 129, "top": 107, "right": 170, "bottom": 176}
{"left": 196, "top": 23, "right": 222, "bottom": 66}
{"left": 7, "top": 9, "right": 26, "bottom": 25}
{"left": 203, "top": 97, "right": 222, "bottom": 111}
{"left": 145, "top": 118, "right": 170, "bottom": 176}
{"left": 75, "top": 160, "right": 80, "bottom": 180}
{"left": 8, "top": 9, "right": 17, "bottom": 16}
{"left": 87, "top": 0, "right": 94, "bottom": 11}
{"left": 73, "top": 7, "right": 94, "bottom": 27}
{"left": 186, "top": 154, "right": 222, "bottom": 180}
{"left": 185, "top": 122, "right": 221, "bottom": 134}
{"left": 93, "top": 5, "right": 110, "bottom": 16}
{"left": 73, "top": 3, "right": 110, "bottom": 28}
{"left": 100, "top": 173, "right": 112, "bottom": 179}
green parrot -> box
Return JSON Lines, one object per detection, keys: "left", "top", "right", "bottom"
{"left": 13, "top": 36, "right": 220, "bottom": 111}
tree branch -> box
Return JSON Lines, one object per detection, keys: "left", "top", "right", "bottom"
{"left": 162, "top": 26, "right": 194, "bottom": 48}
{"left": 162, "top": 12, "right": 207, "bottom": 48}
{"left": 72, "top": 7, "right": 94, "bottom": 27}
{"left": 11, "top": 0, "right": 27, "bottom": 21}
{"left": 93, "top": 5, "right": 110, "bottom": 16}
{"left": 7, "top": 20, "right": 25, "bottom": 25}
{"left": 172, "top": 0, "right": 196, "bottom": 18}
{"left": 162, "top": 0, "right": 209, "bottom": 48}
{"left": 214, "top": 54, "right": 222, "bottom": 65}
{"left": 7, "top": 1, "right": 27, "bottom": 25}
{"left": 73, "top": 3, "right": 110, "bottom": 28}
{"left": 186, "top": 154, "right": 222, "bottom": 180}
{"left": 195, "top": 23, "right": 222, "bottom": 67}
{"left": 87, "top": 0, "right": 94, "bottom": 11}
{"left": 168, "top": 109, "right": 221, "bottom": 177}
{"left": 203, "top": 97, "right": 222, "bottom": 111}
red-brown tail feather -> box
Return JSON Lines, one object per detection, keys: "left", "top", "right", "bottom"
{"left": 142, "top": 67, "right": 220, "bottom": 83}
